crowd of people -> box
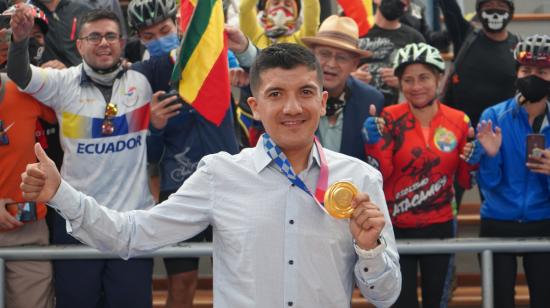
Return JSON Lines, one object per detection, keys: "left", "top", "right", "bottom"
{"left": 1, "top": 0, "right": 550, "bottom": 307}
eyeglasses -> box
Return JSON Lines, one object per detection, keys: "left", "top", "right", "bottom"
{"left": 101, "top": 103, "right": 118, "bottom": 135}
{"left": 79, "top": 32, "right": 121, "bottom": 45}
{"left": 315, "top": 49, "right": 356, "bottom": 65}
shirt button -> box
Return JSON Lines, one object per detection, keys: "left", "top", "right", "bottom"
{"left": 291, "top": 184, "right": 295, "bottom": 187}
{"left": 289, "top": 219, "right": 294, "bottom": 224}
{"left": 363, "top": 267, "right": 369, "bottom": 272}
{"left": 289, "top": 260, "right": 294, "bottom": 265}
{"left": 370, "top": 285, "right": 375, "bottom": 290}
{"left": 288, "top": 302, "right": 293, "bottom": 306}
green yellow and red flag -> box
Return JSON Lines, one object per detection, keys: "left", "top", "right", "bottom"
{"left": 171, "top": 0, "right": 230, "bottom": 126}
{"left": 337, "top": 0, "right": 374, "bottom": 37}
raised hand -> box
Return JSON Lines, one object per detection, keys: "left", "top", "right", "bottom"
{"left": 351, "top": 63, "right": 372, "bottom": 84}
{"left": 362, "top": 104, "right": 386, "bottom": 144}
{"left": 349, "top": 193, "right": 385, "bottom": 250}
{"left": 10, "top": 4, "right": 35, "bottom": 42}
{"left": 460, "top": 126, "right": 484, "bottom": 164}
{"left": 225, "top": 25, "right": 249, "bottom": 54}
{"left": 526, "top": 148, "right": 550, "bottom": 175}
{"left": 476, "top": 120, "right": 502, "bottom": 157}
{"left": 150, "top": 91, "right": 183, "bottom": 130}
{"left": 20, "top": 143, "right": 61, "bottom": 203}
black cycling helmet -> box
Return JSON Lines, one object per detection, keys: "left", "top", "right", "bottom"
{"left": 476, "top": 0, "right": 514, "bottom": 15}
{"left": 514, "top": 34, "right": 550, "bottom": 68}
{"left": 393, "top": 43, "right": 445, "bottom": 78}
{"left": 127, "top": 0, "right": 177, "bottom": 31}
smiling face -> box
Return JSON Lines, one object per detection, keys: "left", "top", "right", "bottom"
{"left": 247, "top": 65, "right": 328, "bottom": 153}
{"left": 399, "top": 63, "right": 441, "bottom": 107}
{"left": 76, "top": 19, "right": 123, "bottom": 70}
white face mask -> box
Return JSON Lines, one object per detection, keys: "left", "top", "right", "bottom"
{"left": 82, "top": 60, "right": 123, "bottom": 87}
{"left": 480, "top": 9, "right": 511, "bottom": 32}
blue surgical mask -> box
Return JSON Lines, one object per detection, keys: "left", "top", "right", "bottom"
{"left": 145, "top": 33, "right": 179, "bottom": 57}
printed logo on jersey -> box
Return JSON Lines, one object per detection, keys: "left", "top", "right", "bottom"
{"left": 61, "top": 103, "right": 149, "bottom": 139}
{"left": 433, "top": 127, "right": 457, "bottom": 152}
{"left": 126, "top": 86, "right": 137, "bottom": 97}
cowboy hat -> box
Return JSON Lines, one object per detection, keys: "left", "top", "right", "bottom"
{"left": 302, "top": 15, "right": 371, "bottom": 58}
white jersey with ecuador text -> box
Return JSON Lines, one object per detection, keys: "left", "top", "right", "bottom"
{"left": 22, "top": 65, "right": 154, "bottom": 212}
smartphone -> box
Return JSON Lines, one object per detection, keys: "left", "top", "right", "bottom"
{"left": 6, "top": 202, "right": 37, "bottom": 222}
{"left": 527, "top": 134, "right": 545, "bottom": 163}
{"left": 158, "top": 90, "right": 183, "bottom": 107}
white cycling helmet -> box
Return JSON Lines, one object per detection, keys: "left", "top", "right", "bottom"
{"left": 127, "top": 0, "right": 177, "bottom": 30}
{"left": 393, "top": 42, "right": 445, "bottom": 78}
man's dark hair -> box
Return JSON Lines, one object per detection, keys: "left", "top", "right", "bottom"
{"left": 249, "top": 43, "right": 323, "bottom": 96}
{"left": 78, "top": 9, "right": 122, "bottom": 37}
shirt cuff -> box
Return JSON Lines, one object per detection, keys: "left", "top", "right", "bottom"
{"left": 48, "top": 180, "right": 83, "bottom": 221}
{"left": 234, "top": 41, "right": 258, "bottom": 68}
{"left": 354, "top": 238, "right": 388, "bottom": 280}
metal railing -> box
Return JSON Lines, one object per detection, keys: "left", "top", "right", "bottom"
{"left": 2, "top": 238, "right": 550, "bottom": 308}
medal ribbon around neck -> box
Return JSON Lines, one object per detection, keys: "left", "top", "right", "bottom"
{"left": 262, "top": 133, "right": 329, "bottom": 214}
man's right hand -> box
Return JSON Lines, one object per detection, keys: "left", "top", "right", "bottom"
{"left": 10, "top": 4, "right": 35, "bottom": 43}
{"left": 362, "top": 105, "right": 385, "bottom": 144}
{"left": 20, "top": 143, "right": 61, "bottom": 203}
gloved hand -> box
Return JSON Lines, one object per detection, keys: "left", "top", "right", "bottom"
{"left": 362, "top": 104, "right": 385, "bottom": 144}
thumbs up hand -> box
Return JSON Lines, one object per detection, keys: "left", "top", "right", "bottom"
{"left": 20, "top": 143, "right": 61, "bottom": 203}
{"left": 362, "top": 104, "right": 386, "bottom": 144}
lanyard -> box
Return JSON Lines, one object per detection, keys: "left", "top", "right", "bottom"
{"left": 262, "top": 133, "right": 329, "bottom": 214}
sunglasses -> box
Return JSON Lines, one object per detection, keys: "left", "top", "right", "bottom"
{"left": 101, "top": 103, "right": 118, "bottom": 135}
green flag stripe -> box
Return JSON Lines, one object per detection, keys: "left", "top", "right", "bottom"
{"left": 171, "top": 0, "right": 216, "bottom": 82}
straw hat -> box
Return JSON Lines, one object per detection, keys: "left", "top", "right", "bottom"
{"left": 302, "top": 15, "right": 371, "bottom": 58}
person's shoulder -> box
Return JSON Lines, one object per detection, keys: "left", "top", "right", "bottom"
{"left": 348, "top": 77, "right": 383, "bottom": 97}
{"left": 200, "top": 148, "right": 252, "bottom": 167}
{"left": 400, "top": 23, "right": 425, "bottom": 41}
{"left": 481, "top": 97, "right": 516, "bottom": 119}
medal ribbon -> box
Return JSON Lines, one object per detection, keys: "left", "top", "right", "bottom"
{"left": 262, "top": 133, "right": 329, "bottom": 213}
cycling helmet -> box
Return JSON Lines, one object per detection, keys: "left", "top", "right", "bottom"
{"left": 393, "top": 42, "right": 445, "bottom": 77}
{"left": 1, "top": 4, "right": 48, "bottom": 34}
{"left": 514, "top": 34, "right": 550, "bottom": 68}
{"left": 476, "top": 0, "right": 514, "bottom": 15}
{"left": 127, "top": 0, "right": 177, "bottom": 30}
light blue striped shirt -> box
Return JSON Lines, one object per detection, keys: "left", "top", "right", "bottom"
{"left": 49, "top": 141, "right": 401, "bottom": 307}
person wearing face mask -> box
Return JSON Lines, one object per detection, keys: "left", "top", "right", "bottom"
{"left": 437, "top": 0, "right": 519, "bottom": 207}
{"left": 239, "top": 0, "right": 319, "bottom": 48}
{"left": 463, "top": 35, "right": 550, "bottom": 308}
{"left": 363, "top": 42, "right": 477, "bottom": 308}
{"left": 125, "top": 0, "right": 179, "bottom": 62}
{"left": 8, "top": 7, "right": 159, "bottom": 308}
{"left": 30, "top": 0, "right": 92, "bottom": 68}
{"left": 354, "top": 0, "right": 425, "bottom": 107}
{"left": 438, "top": 0, "right": 518, "bottom": 125}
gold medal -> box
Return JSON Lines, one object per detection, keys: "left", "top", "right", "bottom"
{"left": 324, "top": 181, "right": 358, "bottom": 219}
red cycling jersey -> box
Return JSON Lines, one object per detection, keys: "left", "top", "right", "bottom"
{"left": 366, "top": 102, "right": 475, "bottom": 228}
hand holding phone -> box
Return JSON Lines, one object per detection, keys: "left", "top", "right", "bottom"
{"left": 158, "top": 90, "right": 184, "bottom": 108}
{"left": 527, "top": 134, "right": 545, "bottom": 163}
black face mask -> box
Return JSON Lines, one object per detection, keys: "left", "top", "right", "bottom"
{"left": 28, "top": 37, "right": 45, "bottom": 66}
{"left": 479, "top": 9, "right": 511, "bottom": 33}
{"left": 379, "top": 0, "right": 405, "bottom": 21}
{"left": 516, "top": 75, "right": 550, "bottom": 103}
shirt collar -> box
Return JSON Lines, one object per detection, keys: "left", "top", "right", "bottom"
{"left": 79, "top": 64, "right": 125, "bottom": 86}
{"left": 252, "top": 134, "right": 322, "bottom": 174}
